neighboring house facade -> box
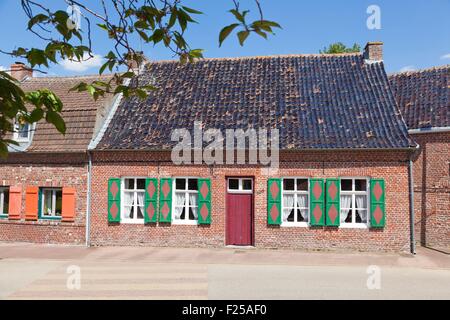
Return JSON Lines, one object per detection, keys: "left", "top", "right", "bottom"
{"left": 0, "top": 65, "right": 114, "bottom": 244}
{"left": 89, "top": 43, "right": 417, "bottom": 252}
{"left": 389, "top": 66, "right": 449, "bottom": 249}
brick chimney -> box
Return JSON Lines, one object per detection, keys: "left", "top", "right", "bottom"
{"left": 10, "top": 62, "right": 33, "bottom": 81}
{"left": 364, "top": 42, "right": 383, "bottom": 61}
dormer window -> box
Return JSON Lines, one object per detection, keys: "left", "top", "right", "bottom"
{"left": 13, "top": 119, "right": 32, "bottom": 142}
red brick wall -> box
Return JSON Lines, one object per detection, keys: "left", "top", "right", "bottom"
{"left": 411, "top": 132, "right": 450, "bottom": 248}
{"left": 0, "top": 153, "right": 87, "bottom": 244}
{"left": 90, "top": 150, "right": 412, "bottom": 252}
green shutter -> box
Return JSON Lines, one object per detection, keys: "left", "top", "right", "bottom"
{"left": 370, "top": 179, "right": 385, "bottom": 228}
{"left": 159, "top": 178, "right": 172, "bottom": 223}
{"left": 108, "top": 178, "right": 121, "bottom": 223}
{"left": 267, "top": 178, "right": 281, "bottom": 225}
{"left": 198, "top": 178, "right": 211, "bottom": 224}
{"left": 310, "top": 178, "right": 325, "bottom": 226}
{"left": 144, "top": 178, "right": 158, "bottom": 223}
{"left": 325, "top": 178, "right": 340, "bottom": 227}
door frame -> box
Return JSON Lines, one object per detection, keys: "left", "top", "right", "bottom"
{"left": 225, "top": 176, "right": 255, "bottom": 246}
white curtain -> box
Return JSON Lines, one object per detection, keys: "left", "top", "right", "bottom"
{"left": 136, "top": 192, "right": 144, "bottom": 219}
{"left": 189, "top": 194, "right": 198, "bottom": 219}
{"left": 340, "top": 195, "right": 352, "bottom": 222}
{"left": 123, "top": 192, "right": 134, "bottom": 218}
{"left": 174, "top": 193, "right": 185, "bottom": 219}
{"left": 296, "top": 194, "right": 308, "bottom": 220}
{"left": 283, "top": 194, "right": 294, "bottom": 221}
{"left": 356, "top": 195, "right": 367, "bottom": 222}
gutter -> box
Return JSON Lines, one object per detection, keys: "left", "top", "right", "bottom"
{"left": 85, "top": 150, "right": 92, "bottom": 247}
{"left": 408, "top": 127, "right": 450, "bottom": 134}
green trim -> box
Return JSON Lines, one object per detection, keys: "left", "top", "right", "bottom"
{"left": 325, "top": 178, "right": 340, "bottom": 227}
{"left": 310, "top": 178, "right": 325, "bottom": 226}
{"left": 197, "top": 178, "right": 211, "bottom": 224}
{"left": 267, "top": 178, "right": 281, "bottom": 225}
{"left": 0, "top": 214, "right": 8, "bottom": 219}
{"left": 144, "top": 178, "right": 158, "bottom": 223}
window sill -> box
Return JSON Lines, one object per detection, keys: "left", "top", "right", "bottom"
{"left": 0, "top": 214, "right": 8, "bottom": 219}
{"left": 280, "top": 222, "right": 309, "bottom": 228}
{"left": 39, "top": 216, "right": 62, "bottom": 221}
{"left": 339, "top": 223, "right": 369, "bottom": 229}
{"left": 120, "top": 219, "right": 145, "bottom": 224}
{"left": 171, "top": 220, "right": 198, "bottom": 226}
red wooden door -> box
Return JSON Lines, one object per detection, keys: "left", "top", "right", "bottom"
{"left": 226, "top": 178, "right": 253, "bottom": 246}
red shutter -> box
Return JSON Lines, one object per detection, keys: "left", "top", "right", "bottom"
{"left": 8, "top": 186, "right": 22, "bottom": 220}
{"left": 25, "top": 186, "right": 39, "bottom": 221}
{"left": 62, "top": 187, "right": 76, "bottom": 222}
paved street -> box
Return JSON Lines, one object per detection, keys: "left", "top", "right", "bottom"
{"left": 0, "top": 243, "right": 449, "bottom": 299}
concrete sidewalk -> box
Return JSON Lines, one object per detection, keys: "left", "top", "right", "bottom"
{"left": 0, "top": 242, "right": 449, "bottom": 269}
{"left": 0, "top": 243, "right": 449, "bottom": 299}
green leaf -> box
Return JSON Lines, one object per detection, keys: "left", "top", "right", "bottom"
{"left": 229, "top": 9, "right": 245, "bottom": 23}
{"left": 219, "top": 23, "right": 239, "bottom": 47}
{"left": 237, "top": 30, "right": 250, "bottom": 46}
{"left": 181, "top": 6, "right": 203, "bottom": 15}
{"left": 29, "top": 108, "right": 44, "bottom": 122}
{"left": 28, "top": 14, "right": 49, "bottom": 29}
{"left": 45, "top": 111, "right": 66, "bottom": 134}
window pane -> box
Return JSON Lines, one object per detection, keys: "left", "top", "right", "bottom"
{"left": 355, "top": 179, "right": 367, "bottom": 191}
{"left": 175, "top": 193, "right": 186, "bottom": 206}
{"left": 297, "top": 209, "right": 305, "bottom": 222}
{"left": 355, "top": 195, "right": 367, "bottom": 209}
{"left": 188, "top": 193, "right": 198, "bottom": 207}
{"left": 283, "top": 179, "right": 294, "bottom": 191}
{"left": 296, "top": 194, "right": 308, "bottom": 208}
{"left": 136, "top": 179, "right": 145, "bottom": 190}
{"left": 283, "top": 194, "right": 294, "bottom": 208}
{"left": 341, "top": 179, "right": 352, "bottom": 191}
{"left": 43, "top": 190, "right": 53, "bottom": 216}
{"left": 228, "top": 179, "right": 239, "bottom": 190}
{"left": 124, "top": 206, "right": 133, "bottom": 219}
{"left": 296, "top": 179, "right": 308, "bottom": 191}
{"left": 176, "top": 178, "right": 186, "bottom": 190}
{"left": 340, "top": 195, "right": 352, "bottom": 209}
{"left": 136, "top": 192, "right": 145, "bottom": 208}
{"left": 283, "top": 208, "right": 294, "bottom": 222}
{"left": 356, "top": 210, "right": 368, "bottom": 223}
{"left": 188, "top": 179, "right": 198, "bottom": 191}
{"left": 124, "top": 191, "right": 134, "bottom": 206}
{"left": 343, "top": 210, "right": 352, "bottom": 223}
{"left": 125, "top": 179, "right": 134, "bottom": 190}
{"left": 189, "top": 207, "right": 198, "bottom": 220}
{"left": 180, "top": 207, "right": 186, "bottom": 219}
{"left": 3, "top": 189, "right": 9, "bottom": 214}
{"left": 242, "top": 179, "right": 252, "bottom": 190}
{"left": 18, "top": 123, "right": 29, "bottom": 139}
{"left": 137, "top": 206, "right": 144, "bottom": 219}
{"left": 129, "top": 206, "right": 135, "bottom": 219}
{"left": 55, "top": 190, "right": 62, "bottom": 216}
{"left": 174, "top": 207, "right": 183, "bottom": 220}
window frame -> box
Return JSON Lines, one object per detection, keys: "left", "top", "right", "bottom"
{"left": 13, "top": 119, "right": 32, "bottom": 142}
{"left": 0, "top": 186, "right": 9, "bottom": 217}
{"left": 39, "top": 187, "right": 62, "bottom": 220}
{"left": 280, "top": 177, "right": 310, "bottom": 227}
{"left": 339, "top": 177, "right": 370, "bottom": 229}
{"left": 121, "top": 177, "right": 146, "bottom": 224}
{"left": 227, "top": 177, "right": 253, "bottom": 194}
{"left": 172, "top": 177, "right": 200, "bottom": 225}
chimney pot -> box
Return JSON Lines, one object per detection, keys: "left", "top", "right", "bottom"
{"left": 364, "top": 42, "right": 383, "bottom": 61}
{"left": 10, "top": 62, "right": 33, "bottom": 81}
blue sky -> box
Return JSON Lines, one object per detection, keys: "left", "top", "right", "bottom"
{"left": 0, "top": 0, "right": 449, "bottom": 75}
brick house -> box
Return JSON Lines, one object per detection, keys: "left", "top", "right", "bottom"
{"left": 88, "top": 42, "right": 418, "bottom": 252}
{"left": 0, "top": 65, "right": 114, "bottom": 244}
{"left": 389, "top": 66, "right": 449, "bottom": 249}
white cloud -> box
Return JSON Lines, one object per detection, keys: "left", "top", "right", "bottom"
{"left": 399, "top": 65, "right": 416, "bottom": 72}
{"left": 59, "top": 53, "right": 104, "bottom": 72}
{"left": 440, "top": 53, "right": 450, "bottom": 60}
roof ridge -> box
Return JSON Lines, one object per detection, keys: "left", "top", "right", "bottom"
{"left": 24, "top": 74, "right": 113, "bottom": 81}
{"left": 144, "top": 52, "right": 363, "bottom": 65}
{"left": 388, "top": 64, "right": 450, "bottom": 77}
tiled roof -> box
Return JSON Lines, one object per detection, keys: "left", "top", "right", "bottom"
{"left": 18, "top": 75, "right": 114, "bottom": 152}
{"left": 97, "top": 54, "right": 415, "bottom": 150}
{"left": 389, "top": 65, "right": 449, "bottom": 130}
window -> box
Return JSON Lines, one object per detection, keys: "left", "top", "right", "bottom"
{"left": 340, "top": 178, "right": 369, "bottom": 227}
{"left": 281, "top": 178, "right": 309, "bottom": 226}
{"left": 122, "top": 178, "right": 145, "bottom": 222}
{"left": 0, "top": 187, "right": 9, "bottom": 216}
{"left": 13, "top": 119, "right": 32, "bottom": 142}
{"left": 173, "top": 178, "right": 199, "bottom": 224}
{"left": 227, "top": 178, "right": 253, "bottom": 193}
{"left": 40, "top": 188, "right": 62, "bottom": 218}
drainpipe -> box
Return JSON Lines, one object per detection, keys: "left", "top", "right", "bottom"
{"left": 408, "top": 149, "right": 418, "bottom": 255}
{"left": 85, "top": 150, "right": 92, "bottom": 247}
